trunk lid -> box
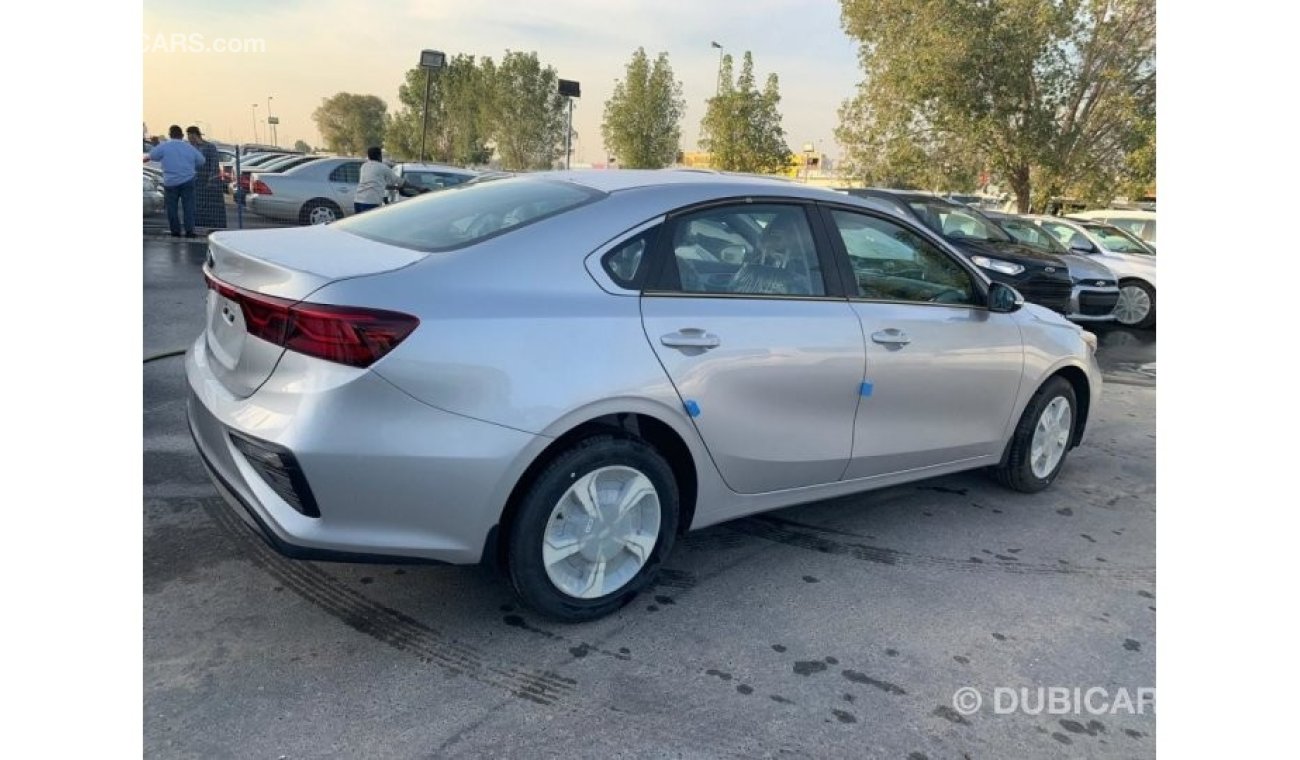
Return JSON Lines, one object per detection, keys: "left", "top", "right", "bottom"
{"left": 203, "top": 226, "right": 427, "bottom": 397}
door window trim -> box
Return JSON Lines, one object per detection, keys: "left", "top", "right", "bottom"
{"left": 643, "top": 197, "right": 848, "bottom": 301}
{"left": 815, "top": 201, "right": 993, "bottom": 310}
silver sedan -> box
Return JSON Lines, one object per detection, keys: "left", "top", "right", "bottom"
{"left": 187, "top": 171, "right": 1102, "bottom": 621}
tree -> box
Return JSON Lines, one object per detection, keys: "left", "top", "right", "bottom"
{"left": 601, "top": 48, "right": 685, "bottom": 168}
{"left": 489, "top": 51, "right": 568, "bottom": 171}
{"left": 386, "top": 54, "right": 496, "bottom": 165}
{"left": 836, "top": 0, "right": 1156, "bottom": 211}
{"left": 311, "top": 93, "right": 388, "bottom": 156}
{"left": 699, "top": 52, "right": 792, "bottom": 174}
{"left": 292, "top": 139, "right": 313, "bottom": 153}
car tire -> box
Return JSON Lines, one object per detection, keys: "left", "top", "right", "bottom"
{"left": 300, "top": 199, "right": 341, "bottom": 226}
{"left": 994, "top": 376, "right": 1078, "bottom": 493}
{"left": 1114, "top": 279, "right": 1155, "bottom": 329}
{"left": 506, "top": 434, "right": 679, "bottom": 622}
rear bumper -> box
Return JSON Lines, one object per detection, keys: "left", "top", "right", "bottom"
{"left": 185, "top": 335, "right": 540, "bottom": 564}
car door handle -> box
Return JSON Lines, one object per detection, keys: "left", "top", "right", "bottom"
{"left": 871, "top": 328, "right": 911, "bottom": 346}
{"left": 660, "top": 329, "right": 721, "bottom": 350}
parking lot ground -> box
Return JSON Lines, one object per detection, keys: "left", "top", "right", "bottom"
{"left": 145, "top": 239, "right": 1155, "bottom": 758}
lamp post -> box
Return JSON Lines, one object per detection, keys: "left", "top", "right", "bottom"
{"left": 558, "top": 79, "right": 580, "bottom": 170}
{"left": 250, "top": 103, "right": 259, "bottom": 144}
{"left": 711, "top": 41, "right": 724, "bottom": 96}
{"left": 267, "top": 96, "right": 276, "bottom": 146}
{"left": 418, "top": 49, "right": 447, "bottom": 163}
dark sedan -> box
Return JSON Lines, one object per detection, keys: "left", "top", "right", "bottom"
{"left": 840, "top": 189, "right": 1074, "bottom": 314}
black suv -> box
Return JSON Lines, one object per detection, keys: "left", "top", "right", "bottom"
{"left": 841, "top": 189, "right": 1074, "bottom": 314}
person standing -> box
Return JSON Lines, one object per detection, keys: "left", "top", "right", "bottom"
{"left": 354, "top": 147, "right": 405, "bottom": 214}
{"left": 185, "top": 126, "right": 228, "bottom": 230}
{"left": 147, "top": 125, "right": 206, "bottom": 237}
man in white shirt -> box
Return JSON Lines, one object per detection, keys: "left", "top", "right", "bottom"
{"left": 354, "top": 147, "right": 407, "bottom": 214}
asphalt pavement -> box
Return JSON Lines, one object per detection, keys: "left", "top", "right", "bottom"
{"left": 144, "top": 238, "right": 1156, "bottom": 758}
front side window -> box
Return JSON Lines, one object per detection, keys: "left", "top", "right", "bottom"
{"left": 1039, "top": 221, "right": 1093, "bottom": 252}
{"left": 830, "top": 210, "right": 976, "bottom": 306}
{"left": 666, "top": 204, "right": 825, "bottom": 296}
{"left": 907, "top": 201, "right": 1012, "bottom": 243}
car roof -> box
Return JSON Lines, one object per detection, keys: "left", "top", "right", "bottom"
{"left": 395, "top": 163, "right": 477, "bottom": 173}
{"left": 502, "top": 169, "right": 851, "bottom": 202}
{"left": 1070, "top": 209, "right": 1156, "bottom": 220}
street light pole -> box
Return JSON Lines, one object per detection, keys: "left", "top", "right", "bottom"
{"left": 418, "top": 49, "right": 447, "bottom": 163}
{"left": 251, "top": 104, "right": 259, "bottom": 144}
{"left": 267, "top": 96, "right": 276, "bottom": 146}
{"left": 711, "top": 41, "right": 724, "bottom": 96}
{"left": 558, "top": 79, "right": 581, "bottom": 170}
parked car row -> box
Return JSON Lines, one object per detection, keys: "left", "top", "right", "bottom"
{"left": 244, "top": 159, "right": 478, "bottom": 225}
{"left": 837, "top": 189, "right": 1157, "bottom": 329}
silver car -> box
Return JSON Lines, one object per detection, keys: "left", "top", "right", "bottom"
{"left": 246, "top": 156, "right": 364, "bottom": 225}
{"left": 387, "top": 162, "right": 479, "bottom": 204}
{"left": 1027, "top": 216, "right": 1157, "bottom": 328}
{"left": 187, "top": 171, "right": 1102, "bottom": 621}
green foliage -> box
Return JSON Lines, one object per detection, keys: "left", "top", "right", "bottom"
{"left": 836, "top": 0, "right": 1155, "bottom": 211}
{"left": 601, "top": 48, "right": 686, "bottom": 169}
{"left": 292, "top": 139, "right": 312, "bottom": 154}
{"left": 311, "top": 93, "right": 388, "bottom": 156}
{"left": 386, "top": 54, "right": 496, "bottom": 165}
{"left": 490, "top": 51, "right": 569, "bottom": 171}
{"left": 699, "top": 52, "right": 792, "bottom": 173}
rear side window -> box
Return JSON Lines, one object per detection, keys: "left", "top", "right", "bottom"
{"left": 328, "top": 162, "right": 361, "bottom": 183}
{"left": 334, "top": 177, "right": 602, "bottom": 251}
{"left": 602, "top": 228, "right": 660, "bottom": 289}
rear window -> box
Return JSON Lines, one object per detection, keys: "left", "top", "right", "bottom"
{"left": 334, "top": 177, "right": 602, "bottom": 252}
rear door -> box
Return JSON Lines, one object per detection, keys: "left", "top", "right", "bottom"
{"left": 820, "top": 206, "right": 1023, "bottom": 478}
{"left": 328, "top": 161, "right": 362, "bottom": 208}
{"left": 640, "top": 201, "right": 864, "bottom": 494}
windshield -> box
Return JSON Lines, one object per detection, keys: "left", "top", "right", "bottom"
{"left": 1081, "top": 223, "right": 1154, "bottom": 255}
{"left": 907, "top": 200, "right": 1012, "bottom": 243}
{"left": 998, "top": 219, "right": 1067, "bottom": 254}
{"left": 334, "top": 177, "right": 602, "bottom": 251}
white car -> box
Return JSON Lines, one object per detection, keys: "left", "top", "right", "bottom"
{"left": 387, "top": 163, "right": 478, "bottom": 203}
{"left": 142, "top": 171, "right": 164, "bottom": 216}
{"left": 246, "top": 156, "right": 365, "bottom": 224}
{"left": 1070, "top": 209, "right": 1156, "bottom": 250}
{"left": 1027, "top": 216, "right": 1157, "bottom": 328}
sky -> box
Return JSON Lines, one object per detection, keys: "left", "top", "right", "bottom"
{"left": 143, "top": 0, "right": 864, "bottom": 164}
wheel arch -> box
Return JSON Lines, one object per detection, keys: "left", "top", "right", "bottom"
{"left": 998, "top": 363, "right": 1093, "bottom": 466}
{"left": 482, "top": 408, "right": 701, "bottom": 571}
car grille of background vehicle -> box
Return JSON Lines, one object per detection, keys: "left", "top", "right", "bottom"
{"left": 1016, "top": 278, "right": 1073, "bottom": 314}
{"left": 1078, "top": 290, "right": 1121, "bottom": 316}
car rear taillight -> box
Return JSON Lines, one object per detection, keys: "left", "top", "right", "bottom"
{"left": 205, "top": 272, "right": 419, "bottom": 368}
{"left": 252, "top": 179, "right": 272, "bottom": 195}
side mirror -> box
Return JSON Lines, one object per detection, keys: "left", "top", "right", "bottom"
{"left": 988, "top": 281, "right": 1024, "bottom": 313}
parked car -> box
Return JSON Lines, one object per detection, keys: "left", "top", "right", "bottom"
{"left": 387, "top": 163, "right": 479, "bottom": 203}
{"left": 188, "top": 170, "right": 1101, "bottom": 620}
{"left": 245, "top": 156, "right": 364, "bottom": 224}
{"left": 1069, "top": 209, "right": 1156, "bottom": 250}
{"left": 222, "top": 152, "right": 293, "bottom": 195}
{"left": 841, "top": 189, "right": 1075, "bottom": 315}
{"left": 142, "top": 171, "right": 163, "bottom": 216}
{"left": 983, "top": 211, "right": 1120, "bottom": 323}
{"left": 1025, "top": 216, "right": 1157, "bottom": 329}
{"left": 238, "top": 154, "right": 323, "bottom": 195}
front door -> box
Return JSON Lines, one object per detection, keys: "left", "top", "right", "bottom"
{"left": 640, "top": 202, "right": 864, "bottom": 494}
{"left": 821, "top": 207, "right": 1024, "bottom": 478}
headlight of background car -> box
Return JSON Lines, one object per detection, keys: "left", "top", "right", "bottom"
{"left": 970, "top": 255, "right": 1025, "bottom": 276}
{"left": 1081, "top": 331, "right": 1098, "bottom": 354}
